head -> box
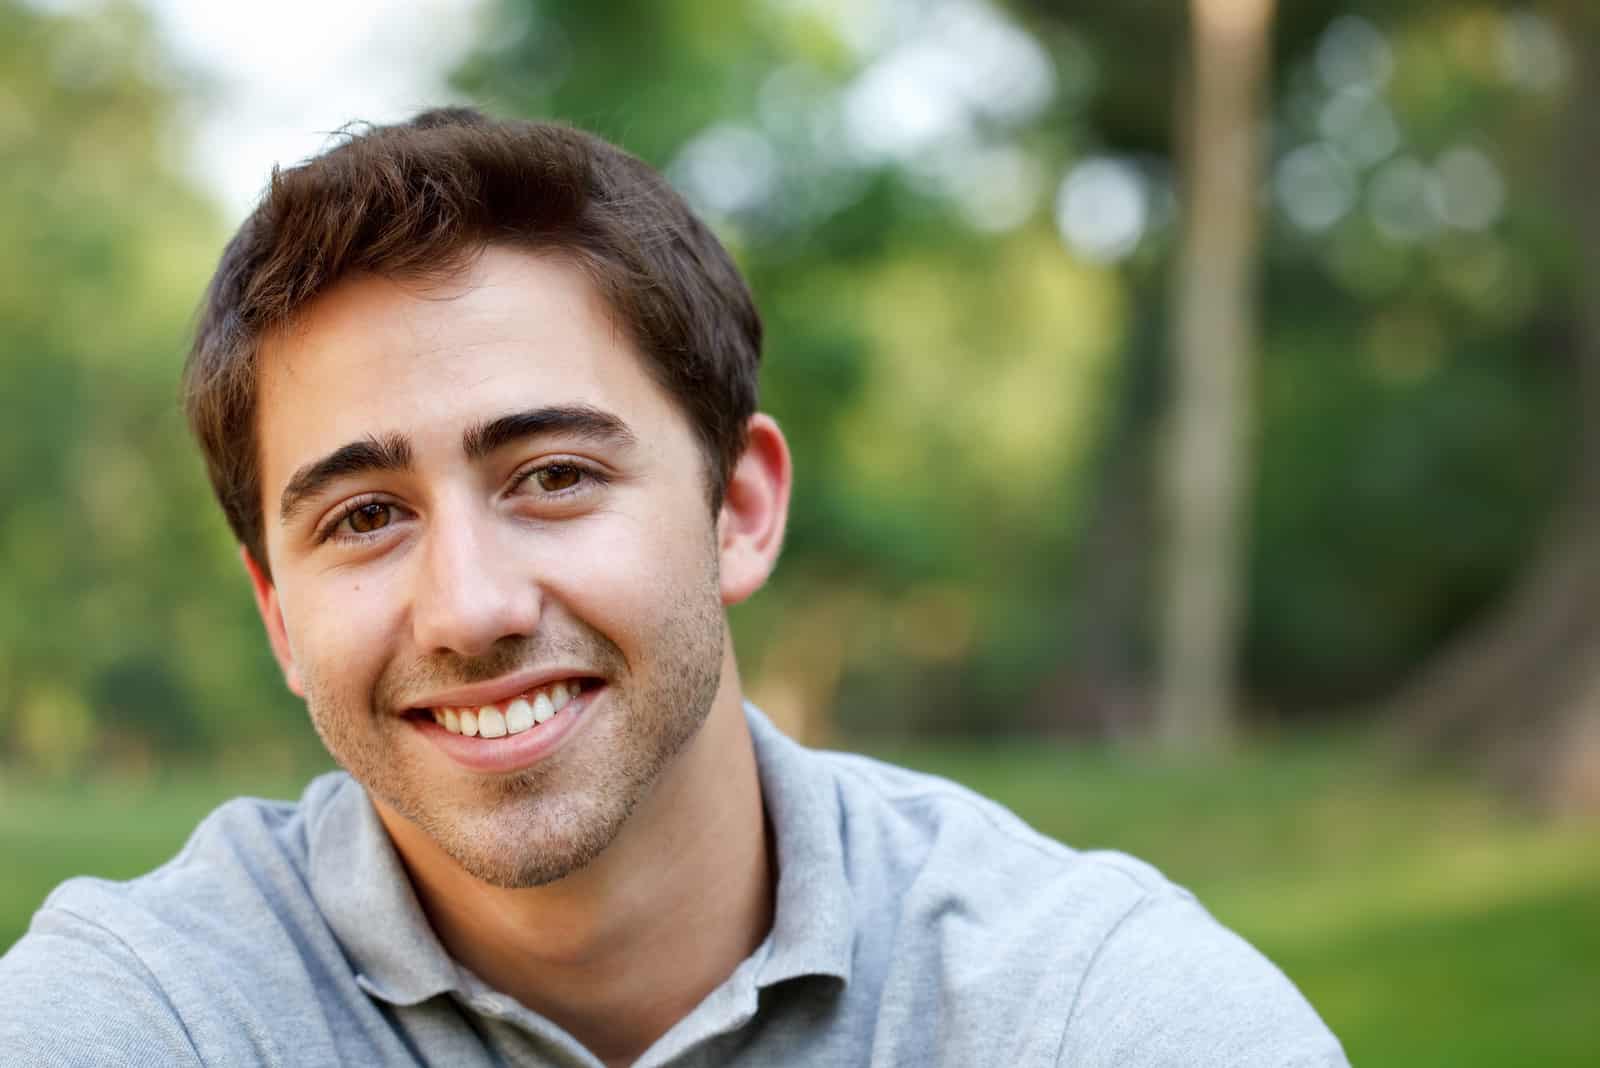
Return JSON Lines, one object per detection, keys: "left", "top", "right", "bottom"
{"left": 183, "top": 108, "right": 790, "bottom": 887}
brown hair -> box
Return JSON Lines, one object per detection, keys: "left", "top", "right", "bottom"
{"left": 183, "top": 107, "right": 762, "bottom": 572}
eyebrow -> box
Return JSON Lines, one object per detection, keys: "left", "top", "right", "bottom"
{"left": 461, "top": 404, "right": 637, "bottom": 460}
{"left": 280, "top": 433, "right": 413, "bottom": 523}
{"left": 278, "top": 405, "right": 637, "bottom": 525}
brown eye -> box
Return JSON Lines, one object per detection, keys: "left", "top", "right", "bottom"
{"left": 347, "top": 502, "right": 391, "bottom": 533}
{"left": 534, "top": 465, "right": 582, "bottom": 492}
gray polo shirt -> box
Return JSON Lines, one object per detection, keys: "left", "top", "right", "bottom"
{"left": 1, "top": 707, "right": 1347, "bottom": 1066}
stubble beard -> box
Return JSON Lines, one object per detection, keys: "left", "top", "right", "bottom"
{"left": 303, "top": 575, "right": 727, "bottom": 889}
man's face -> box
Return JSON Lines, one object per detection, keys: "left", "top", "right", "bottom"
{"left": 250, "top": 247, "right": 729, "bottom": 887}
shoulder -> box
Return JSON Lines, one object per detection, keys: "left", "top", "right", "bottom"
{"left": 815, "top": 745, "right": 1162, "bottom": 903}
{"left": 37, "top": 772, "right": 339, "bottom": 934}
{"left": 0, "top": 900, "right": 204, "bottom": 1066}
{"left": 0, "top": 773, "right": 353, "bottom": 1065}
{"left": 809, "top": 750, "right": 1347, "bottom": 1066}
{"left": 1056, "top": 888, "right": 1349, "bottom": 1066}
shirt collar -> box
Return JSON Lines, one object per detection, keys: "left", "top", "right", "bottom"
{"left": 744, "top": 702, "right": 855, "bottom": 989}
{"left": 306, "top": 774, "right": 461, "bottom": 1006}
{"left": 305, "top": 701, "right": 854, "bottom": 1007}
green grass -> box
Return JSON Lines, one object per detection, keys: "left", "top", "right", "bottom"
{"left": 5, "top": 735, "right": 1597, "bottom": 1064}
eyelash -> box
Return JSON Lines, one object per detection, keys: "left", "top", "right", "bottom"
{"left": 314, "top": 460, "right": 609, "bottom": 545}
{"left": 511, "top": 458, "right": 609, "bottom": 498}
{"left": 316, "top": 493, "right": 397, "bottom": 545}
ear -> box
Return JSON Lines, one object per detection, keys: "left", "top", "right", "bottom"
{"left": 717, "top": 414, "right": 792, "bottom": 606}
{"left": 242, "top": 546, "right": 305, "bottom": 697}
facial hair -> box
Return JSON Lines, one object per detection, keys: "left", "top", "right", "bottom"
{"left": 301, "top": 562, "right": 727, "bottom": 889}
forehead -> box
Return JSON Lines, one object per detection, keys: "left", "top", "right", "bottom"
{"left": 255, "top": 247, "right": 679, "bottom": 489}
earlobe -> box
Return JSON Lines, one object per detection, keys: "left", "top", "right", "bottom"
{"left": 241, "top": 546, "right": 305, "bottom": 697}
{"left": 718, "top": 414, "right": 793, "bottom": 606}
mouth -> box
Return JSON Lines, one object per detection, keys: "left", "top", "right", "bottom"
{"left": 407, "top": 676, "right": 604, "bottom": 740}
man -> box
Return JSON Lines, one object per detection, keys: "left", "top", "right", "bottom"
{"left": 0, "top": 108, "right": 1346, "bottom": 1066}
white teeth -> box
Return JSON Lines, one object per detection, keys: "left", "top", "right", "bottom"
{"left": 431, "top": 682, "right": 585, "bottom": 741}
{"left": 505, "top": 698, "right": 534, "bottom": 734}
{"left": 477, "top": 706, "right": 508, "bottom": 738}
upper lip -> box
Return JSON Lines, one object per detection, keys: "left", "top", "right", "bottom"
{"left": 406, "top": 667, "right": 600, "bottom": 711}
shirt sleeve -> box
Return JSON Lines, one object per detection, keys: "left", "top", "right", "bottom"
{"left": 0, "top": 907, "right": 205, "bottom": 1067}
{"left": 1057, "top": 890, "right": 1350, "bottom": 1067}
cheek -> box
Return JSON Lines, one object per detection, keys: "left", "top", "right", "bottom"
{"left": 548, "top": 512, "right": 717, "bottom": 639}
{"left": 282, "top": 572, "right": 402, "bottom": 689}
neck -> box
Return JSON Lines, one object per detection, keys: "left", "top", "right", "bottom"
{"left": 378, "top": 680, "right": 773, "bottom": 1066}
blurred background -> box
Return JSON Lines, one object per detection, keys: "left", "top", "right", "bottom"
{"left": 3, "top": 0, "right": 1598, "bottom": 1061}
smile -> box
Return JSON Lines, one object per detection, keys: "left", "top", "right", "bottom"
{"left": 421, "top": 677, "right": 600, "bottom": 739}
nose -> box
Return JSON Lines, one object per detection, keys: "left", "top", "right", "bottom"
{"left": 410, "top": 505, "right": 541, "bottom": 658}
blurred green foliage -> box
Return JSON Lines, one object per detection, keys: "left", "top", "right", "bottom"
{"left": 1, "top": 0, "right": 306, "bottom": 773}
{"left": 0, "top": 0, "right": 1585, "bottom": 759}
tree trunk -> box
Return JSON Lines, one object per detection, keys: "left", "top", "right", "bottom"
{"left": 1038, "top": 287, "right": 1168, "bottom": 739}
{"left": 1156, "top": 0, "right": 1275, "bottom": 753}
{"left": 1390, "top": 0, "right": 1600, "bottom": 812}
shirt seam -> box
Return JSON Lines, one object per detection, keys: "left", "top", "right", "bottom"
{"left": 1053, "top": 889, "right": 1163, "bottom": 1067}
{"left": 48, "top": 903, "right": 207, "bottom": 1066}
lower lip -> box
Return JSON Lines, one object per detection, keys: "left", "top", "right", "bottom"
{"left": 409, "top": 686, "right": 602, "bottom": 774}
